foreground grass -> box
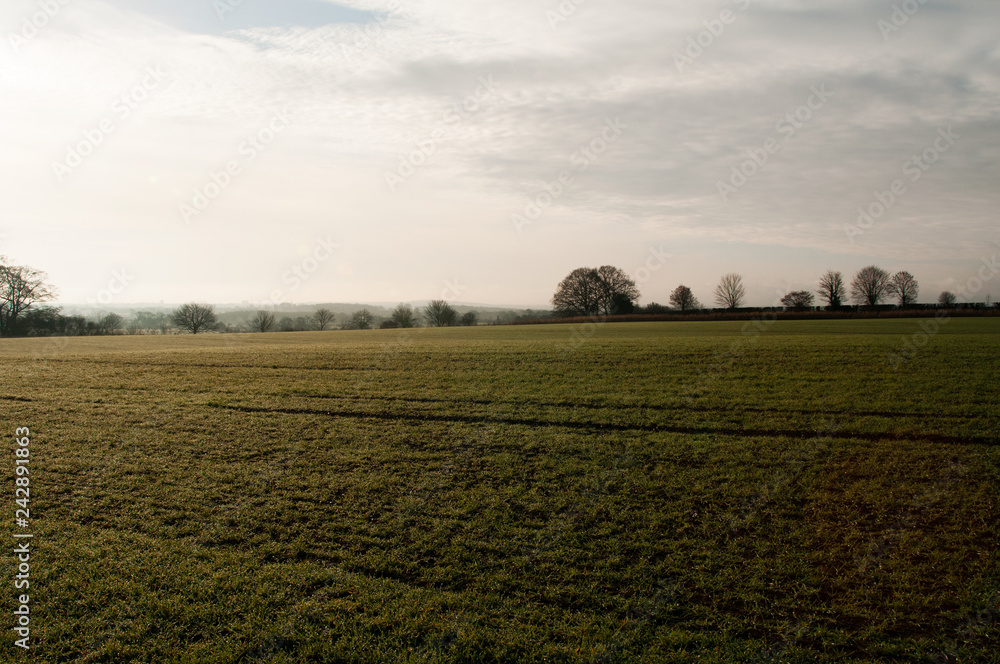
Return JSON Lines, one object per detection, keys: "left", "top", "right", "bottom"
{"left": 1, "top": 320, "right": 998, "bottom": 662}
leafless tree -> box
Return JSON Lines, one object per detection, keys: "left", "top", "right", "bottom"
{"left": 886, "top": 271, "right": 919, "bottom": 307}
{"left": 249, "top": 310, "right": 276, "bottom": 333}
{"left": 313, "top": 308, "right": 335, "bottom": 331}
{"left": 348, "top": 308, "right": 374, "bottom": 330}
{"left": 552, "top": 266, "right": 639, "bottom": 317}
{"left": 390, "top": 303, "right": 417, "bottom": 328}
{"left": 595, "top": 265, "right": 640, "bottom": 314}
{"left": 850, "top": 266, "right": 891, "bottom": 306}
{"left": 99, "top": 312, "right": 124, "bottom": 335}
{"left": 0, "top": 259, "right": 56, "bottom": 336}
{"left": 781, "top": 291, "right": 815, "bottom": 310}
{"left": 816, "top": 270, "right": 845, "bottom": 308}
{"left": 938, "top": 291, "right": 957, "bottom": 307}
{"left": 171, "top": 303, "right": 217, "bottom": 334}
{"left": 714, "top": 273, "right": 746, "bottom": 309}
{"left": 668, "top": 285, "right": 700, "bottom": 312}
{"left": 552, "top": 268, "right": 603, "bottom": 317}
{"left": 423, "top": 300, "right": 457, "bottom": 327}
{"left": 460, "top": 311, "right": 478, "bottom": 326}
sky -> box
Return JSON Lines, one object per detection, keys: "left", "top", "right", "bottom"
{"left": 1, "top": 0, "right": 998, "bottom": 308}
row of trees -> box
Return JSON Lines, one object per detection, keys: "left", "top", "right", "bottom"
{"left": 549, "top": 266, "right": 753, "bottom": 317}
{"left": 705, "top": 267, "right": 923, "bottom": 310}
{"left": 243, "top": 302, "right": 477, "bottom": 334}
{"left": 551, "top": 265, "right": 957, "bottom": 317}
{"left": 0, "top": 254, "right": 989, "bottom": 338}
{"left": 776, "top": 268, "right": 920, "bottom": 310}
{"left": 2, "top": 256, "right": 497, "bottom": 337}
{"left": 2, "top": 301, "right": 489, "bottom": 337}
{"left": 166, "top": 301, "right": 481, "bottom": 335}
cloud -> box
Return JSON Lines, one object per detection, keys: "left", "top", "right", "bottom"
{"left": 2, "top": 0, "right": 999, "bottom": 304}
{"left": 99, "top": 0, "right": 374, "bottom": 35}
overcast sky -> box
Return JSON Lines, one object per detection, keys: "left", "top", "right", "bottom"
{"left": 1, "top": 0, "right": 998, "bottom": 307}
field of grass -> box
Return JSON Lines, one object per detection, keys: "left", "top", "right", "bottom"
{"left": 1, "top": 319, "right": 998, "bottom": 663}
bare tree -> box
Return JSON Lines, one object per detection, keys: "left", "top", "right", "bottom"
{"left": 423, "top": 300, "right": 457, "bottom": 327}
{"left": 781, "top": 291, "right": 815, "bottom": 310}
{"left": 249, "top": 310, "right": 276, "bottom": 333}
{"left": 938, "top": 291, "right": 957, "bottom": 307}
{"left": 850, "top": 266, "right": 891, "bottom": 306}
{"left": 99, "top": 312, "right": 124, "bottom": 335}
{"left": 668, "top": 285, "right": 700, "bottom": 312}
{"left": 313, "top": 308, "right": 335, "bottom": 331}
{"left": 714, "top": 273, "right": 746, "bottom": 309}
{"left": 816, "top": 270, "right": 845, "bottom": 308}
{"left": 552, "top": 268, "right": 603, "bottom": 317}
{"left": 348, "top": 308, "right": 374, "bottom": 330}
{"left": 460, "top": 311, "right": 478, "bottom": 326}
{"left": 390, "top": 303, "right": 417, "bottom": 328}
{"left": 170, "top": 303, "right": 217, "bottom": 334}
{"left": 596, "top": 265, "right": 640, "bottom": 314}
{"left": 0, "top": 259, "right": 57, "bottom": 337}
{"left": 886, "top": 271, "right": 919, "bottom": 307}
{"left": 551, "top": 266, "right": 639, "bottom": 317}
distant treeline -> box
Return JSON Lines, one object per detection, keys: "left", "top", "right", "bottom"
{"left": 6, "top": 301, "right": 997, "bottom": 338}
{"left": 2, "top": 254, "right": 997, "bottom": 338}
{"left": 515, "top": 303, "right": 1000, "bottom": 327}
{"left": 0, "top": 303, "right": 553, "bottom": 337}
{"left": 548, "top": 265, "right": 996, "bottom": 318}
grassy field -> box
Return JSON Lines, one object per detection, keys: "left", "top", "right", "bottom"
{"left": 1, "top": 319, "right": 998, "bottom": 663}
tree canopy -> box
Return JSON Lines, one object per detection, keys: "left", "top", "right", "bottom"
{"left": 348, "top": 308, "right": 374, "bottom": 330}
{"left": 668, "top": 285, "right": 700, "bottom": 312}
{"left": 887, "top": 271, "right": 919, "bottom": 307}
{"left": 714, "top": 273, "right": 746, "bottom": 309}
{"left": 781, "top": 290, "right": 815, "bottom": 310}
{"left": 551, "top": 266, "right": 639, "bottom": 317}
{"left": 170, "top": 303, "right": 217, "bottom": 334}
{"left": 817, "top": 270, "right": 845, "bottom": 308}
{"left": 390, "top": 304, "right": 417, "bottom": 328}
{"left": 313, "top": 308, "right": 335, "bottom": 331}
{"left": 850, "top": 266, "right": 891, "bottom": 306}
{"left": 424, "top": 300, "right": 458, "bottom": 327}
{"left": 250, "top": 310, "right": 277, "bottom": 333}
{"left": 0, "top": 257, "right": 56, "bottom": 336}
{"left": 938, "top": 291, "right": 957, "bottom": 307}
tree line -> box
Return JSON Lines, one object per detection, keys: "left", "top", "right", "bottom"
{"left": 0, "top": 254, "right": 502, "bottom": 337}
{"left": 550, "top": 264, "right": 979, "bottom": 316}
{"left": 0, "top": 253, "right": 992, "bottom": 338}
{"left": 241, "top": 301, "right": 478, "bottom": 334}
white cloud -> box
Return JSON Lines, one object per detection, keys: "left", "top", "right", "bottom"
{"left": 1, "top": 0, "right": 998, "bottom": 305}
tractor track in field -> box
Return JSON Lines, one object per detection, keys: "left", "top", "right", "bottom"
{"left": 294, "top": 392, "right": 978, "bottom": 421}
{"left": 210, "top": 404, "right": 999, "bottom": 447}
{"left": 56, "top": 384, "right": 984, "bottom": 422}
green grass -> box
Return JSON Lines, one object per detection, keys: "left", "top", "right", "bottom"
{"left": 1, "top": 319, "right": 998, "bottom": 662}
